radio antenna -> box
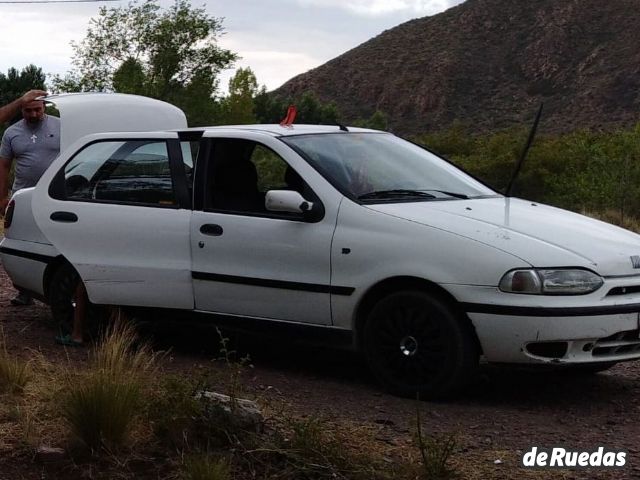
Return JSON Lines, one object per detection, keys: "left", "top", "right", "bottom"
{"left": 505, "top": 103, "right": 544, "bottom": 197}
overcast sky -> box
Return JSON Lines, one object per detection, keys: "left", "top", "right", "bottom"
{"left": 0, "top": 0, "right": 464, "bottom": 94}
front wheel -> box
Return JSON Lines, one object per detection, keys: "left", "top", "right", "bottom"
{"left": 363, "top": 291, "right": 478, "bottom": 399}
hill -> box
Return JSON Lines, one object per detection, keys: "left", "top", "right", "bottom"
{"left": 275, "top": 0, "right": 640, "bottom": 135}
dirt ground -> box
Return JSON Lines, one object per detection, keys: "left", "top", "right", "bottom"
{"left": 1, "top": 264, "right": 640, "bottom": 479}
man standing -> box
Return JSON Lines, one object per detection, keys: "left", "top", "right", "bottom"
{"left": 0, "top": 90, "right": 59, "bottom": 305}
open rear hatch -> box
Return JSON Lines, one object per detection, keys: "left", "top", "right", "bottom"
{"left": 44, "top": 93, "right": 188, "bottom": 152}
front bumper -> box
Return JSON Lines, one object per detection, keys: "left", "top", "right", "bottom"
{"left": 467, "top": 311, "right": 640, "bottom": 364}
{"left": 447, "top": 282, "right": 640, "bottom": 364}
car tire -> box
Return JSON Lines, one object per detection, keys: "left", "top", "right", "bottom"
{"left": 363, "top": 290, "right": 478, "bottom": 399}
{"left": 48, "top": 263, "right": 104, "bottom": 338}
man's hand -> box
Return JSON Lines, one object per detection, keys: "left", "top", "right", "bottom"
{"left": 20, "top": 90, "right": 48, "bottom": 105}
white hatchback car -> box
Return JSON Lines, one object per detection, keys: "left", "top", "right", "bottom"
{"left": 3, "top": 93, "right": 640, "bottom": 397}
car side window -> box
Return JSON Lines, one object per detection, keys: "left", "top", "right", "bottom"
{"left": 206, "top": 139, "right": 307, "bottom": 215}
{"left": 253, "top": 144, "right": 287, "bottom": 192}
{"left": 63, "top": 140, "right": 177, "bottom": 206}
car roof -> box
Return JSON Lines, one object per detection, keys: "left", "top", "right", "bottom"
{"left": 85, "top": 124, "right": 387, "bottom": 139}
{"left": 188, "top": 124, "right": 384, "bottom": 137}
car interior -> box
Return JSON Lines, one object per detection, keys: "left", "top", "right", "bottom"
{"left": 206, "top": 138, "right": 308, "bottom": 215}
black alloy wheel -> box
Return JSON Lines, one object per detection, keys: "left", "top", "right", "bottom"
{"left": 363, "top": 290, "right": 478, "bottom": 399}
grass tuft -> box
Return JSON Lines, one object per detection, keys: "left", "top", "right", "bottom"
{"left": 61, "top": 320, "right": 156, "bottom": 451}
{"left": 182, "top": 454, "right": 231, "bottom": 480}
{"left": 415, "top": 400, "right": 457, "bottom": 479}
{"left": 0, "top": 330, "right": 30, "bottom": 394}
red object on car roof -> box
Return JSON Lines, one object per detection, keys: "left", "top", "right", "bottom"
{"left": 280, "top": 105, "right": 297, "bottom": 126}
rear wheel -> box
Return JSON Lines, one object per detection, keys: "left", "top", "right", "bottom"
{"left": 48, "top": 263, "right": 104, "bottom": 339}
{"left": 363, "top": 291, "right": 478, "bottom": 399}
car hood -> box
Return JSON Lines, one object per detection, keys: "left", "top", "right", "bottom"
{"left": 367, "top": 197, "right": 640, "bottom": 276}
{"left": 44, "top": 93, "right": 187, "bottom": 152}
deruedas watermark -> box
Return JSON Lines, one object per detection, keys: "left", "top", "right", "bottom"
{"left": 522, "top": 446, "right": 627, "bottom": 468}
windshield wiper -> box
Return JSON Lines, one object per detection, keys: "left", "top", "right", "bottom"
{"left": 357, "top": 189, "right": 436, "bottom": 200}
{"left": 422, "top": 190, "right": 469, "bottom": 199}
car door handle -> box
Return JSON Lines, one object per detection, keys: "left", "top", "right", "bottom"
{"left": 200, "top": 224, "right": 223, "bottom": 236}
{"left": 50, "top": 211, "right": 78, "bottom": 223}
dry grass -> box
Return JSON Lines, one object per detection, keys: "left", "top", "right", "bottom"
{"left": 0, "top": 327, "right": 585, "bottom": 480}
{"left": 0, "top": 315, "right": 565, "bottom": 479}
{"left": 91, "top": 319, "right": 157, "bottom": 380}
{"left": 0, "top": 329, "right": 30, "bottom": 395}
{"left": 233, "top": 414, "right": 402, "bottom": 480}
{"left": 0, "top": 351, "right": 30, "bottom": 395}
{"left": 414, "top": 402, "right": 457, "bottom": 479}
{"left": 0, "top": 349, "right": 68, "bottom": 455}
{"left": 182, "top": 454, "right": 231, "bottom": 480}
{"left": 61, "top": 320, "right": 157, "bottom": 451}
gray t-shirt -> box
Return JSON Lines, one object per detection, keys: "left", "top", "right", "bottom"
{"left": 0, "top": 115, "right": 61, "bottom": 191}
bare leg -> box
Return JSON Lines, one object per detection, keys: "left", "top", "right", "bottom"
{"left": 71, "top": 282, "right": 86, "bottom": 343}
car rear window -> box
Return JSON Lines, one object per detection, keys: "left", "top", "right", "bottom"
{"left": 62, "top": 140, "right": 177, "bottom": 206}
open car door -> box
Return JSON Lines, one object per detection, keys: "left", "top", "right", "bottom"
{"left": 32, "top": 94, "right": 194, "bottom": 309}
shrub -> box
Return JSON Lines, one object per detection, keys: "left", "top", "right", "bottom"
{"left": 418, "top": 122, "right": 640, "bottom": 229}
{"left": 150, "top": 330, "right": 255, "bottom": 451}
{"left": 149, "top": 375, "right": 229, "bottom": 450}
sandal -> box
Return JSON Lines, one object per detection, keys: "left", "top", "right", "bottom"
{"left": 55, "top": 334, "right": 83, "bottom": 347}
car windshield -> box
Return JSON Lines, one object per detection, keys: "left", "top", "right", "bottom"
{"left": 281, "top": 133, "right": 497, "bottom": 202}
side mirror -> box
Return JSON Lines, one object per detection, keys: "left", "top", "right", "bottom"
{"left": 265, "top": 190, "right": 315, "bottom": 215}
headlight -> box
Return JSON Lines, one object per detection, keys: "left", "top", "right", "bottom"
{"left": 499, "top": 269, "right": 603, "bottom": 295}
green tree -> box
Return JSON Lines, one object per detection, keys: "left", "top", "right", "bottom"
{"left": 353, "top": 110, "right": 389, "bottom": 131}
{"left": 0, "top": 65, "right": 46, "bottom": 109}
{"left": 52, "top": 0, "right": 237, "bottom": 126}
{"left": 220, "top": 67, "right": 259, "bottom": 124}
{"left": 254, "top": 88, "right": 287, "bottom": 123}
{"left": 297, "top": 92, "right": 339, "bottom": 124}
{"left": 112, "top": 58, "right": 147, "bottom": 96}
{"left": 365, "top": 110, "right": 388, "bottom": 131}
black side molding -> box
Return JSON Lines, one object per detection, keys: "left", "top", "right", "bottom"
{"left": 463, "top": 302, "right": 640, "bottom": 317}
{"left": 192, "top": 271, "right": 355, "bottom": 296}
{"left": 0, "top": 246, "right": 55, "bottom": 264}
